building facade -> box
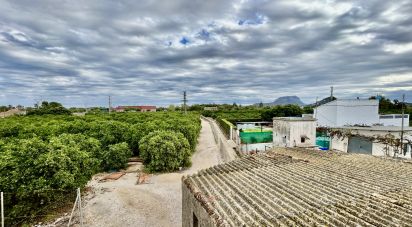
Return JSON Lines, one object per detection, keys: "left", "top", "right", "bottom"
{"left": 314, "top": 99, "right": 409, "bottom": 127}
{"left": 273, "top": 117, "right": 316, "bottom": 148}
{"left": 314, "top": 99, "right": 379, "bottom": 127}
{"left": 379, "top": 114, "right": 410, "bottom": 127}
{"left": 329, "top": 126, "right": 412, "bottom": 159}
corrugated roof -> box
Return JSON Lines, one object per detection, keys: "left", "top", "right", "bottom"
{"left": 183, "top": 148, "right": 412, "bottom": 226}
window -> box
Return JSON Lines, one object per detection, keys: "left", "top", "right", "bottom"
{"left": 193, "top": 213, "right": 198, "bottom": 227}
{"left": 395, "top": 115, "right": 407, "bottom": 119}
{"left": 301, "top": 137, "right": 306, "bottom": 143}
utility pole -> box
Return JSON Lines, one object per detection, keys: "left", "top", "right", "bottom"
{"left": 400, "top": 94, "right": 405, "bottom": 155}
{"left": 108, "top": 96, "right": 112, "bottom": 114}
{"left": 182, "top": 91, "right": 187, "bottom": 114}
{"left": 314, "top": 96, "right": 318, "bottom": 119}
{"left": 1, "top": 191, "right": 4, "bottom": 227}
{"left": 330, "top": 86, "right": 334, "bottom": 98}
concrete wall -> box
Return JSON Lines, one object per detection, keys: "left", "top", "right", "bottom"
{"left": 273, "top": 120, "right": 290, "bottom": 147}
{"left": 315, "top": 99, "right": 379, "bottom": 127}
{"left": 330, "top": 128, "right": 412, "bottom": 159}
{"left": 379, "top": 114, "right": 410, "bottom": 127}
{"left": 372, "top": 142, "right": 411, "bottom": 159}
{"left": 289, "top": 121, "right": 316, "bottom": 147}
{"left": 273, "top": 119, "right": 316, "bottom": 147}
{"left": 182, "top": 182, "right": 214, "bottom": 227}
{"left": 240, "top": 142, "right": 273, "bottom": 153}
{"left": 315, "top": 101, "right": 337, "bottom": 127}
{"left": 330, "top": 136, "right": 348, "bottom": 152}
{"left": 336, "top": 100, "right": 379, "bottom": 126}
{"left": 236, "top": 123, "right": 256, "bottom": 130}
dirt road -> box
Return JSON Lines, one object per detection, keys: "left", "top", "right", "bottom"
{"left": 80, "top": 118, "right": 222, "bottom": 227}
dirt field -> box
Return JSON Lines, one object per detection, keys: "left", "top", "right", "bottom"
{"left": 80, "top": 118, "right": 222, "bottom": 227}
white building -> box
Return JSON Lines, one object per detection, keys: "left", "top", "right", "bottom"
{"left": 314, "top": 99, "right": 408, "bottom": 127}
{"left": 330, "top": 126, "right": 412, "bottom": 159}
{"left": 273, "top": 117, "right": 316, "bottom": 148}
{"left": 314, "top": 99, "right": 379, "bottom": 127}
{"left": 379, "top": 114, "right": 410, "bottom": 127}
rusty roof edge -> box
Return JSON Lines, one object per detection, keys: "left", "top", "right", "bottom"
{"left": 182, "top": 176, "right": 229, "bottom": 227}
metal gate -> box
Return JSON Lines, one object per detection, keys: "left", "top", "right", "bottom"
{"left": 348, "top": 136, "right": 372, "bottom": 154}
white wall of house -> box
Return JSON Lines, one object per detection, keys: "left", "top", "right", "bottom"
{"left": 237, "top": 123, "right": 257, "bottom": 130}
{"left": 314, "top": 101, "right": 338, "bottom": 126}
{"left": 240, "top": 143, "right": 273, "bottom": 153}
{"left": 329, "top": 127, "right": 412, "bottom": 159}
{"left": 372, "top": 142, "right": 411, "bottom": 159}
{"left": 315, "top": 99, "right": 379, "bottom": 127}
{"left": 289, "top": 121, "right": 316, "bottom": 147}
{"left": 379, "top": 114, "right": 409, "bottom": 127}
{"left": 273, "top": 120, "right": 290, "bottom": 147}
{"left": 273, "top": 118, "right": 316, "bottom": 147}
{"left": 330, "top": 136, "right": 348, "bottom": 152}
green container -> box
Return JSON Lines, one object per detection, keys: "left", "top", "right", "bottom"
{"left": 240, "top": 131, "right": 273, "bottom": 144}
{"left": 316, "top": 136, "right": 330, "bottom": 149}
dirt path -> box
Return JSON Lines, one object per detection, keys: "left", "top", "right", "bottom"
{"left": 80, "top": 118, "right": 222, "bottom": 227}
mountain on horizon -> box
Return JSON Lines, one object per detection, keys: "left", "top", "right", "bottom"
{"left": 256, "top": 96, "right": 306, "bottom": 106}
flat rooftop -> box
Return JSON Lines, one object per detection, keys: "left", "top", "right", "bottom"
{"left": 183, "top": 148, "right": 412, "bottom": 226}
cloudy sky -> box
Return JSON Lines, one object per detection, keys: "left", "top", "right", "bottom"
{"left": 1, "top": 0, "right": 412, "bottom": 107}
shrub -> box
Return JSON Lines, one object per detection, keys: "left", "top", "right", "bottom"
{"left": 101, "top": 142, "right": 132, "bottom": 170}
{"left": 217, "top": 117, "right": 234, "bottom": 138}
{"left": 139, "top": 130, "right": 191, "bottom": 172}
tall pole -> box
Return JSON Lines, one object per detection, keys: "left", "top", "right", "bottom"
{"left": 330, "top": 86, "right": 334, "bottom": 98}
{"left": 1, "top": 192, "right": 4, "bottom": 227}
{"left": 108, "top": 96, "right": 112, "bottom": 114}
{"left": 400, "top": 94, "right": 405, "bottom": 155}
{"left": 183, "top": 91, "right": 187, "bottom": 114}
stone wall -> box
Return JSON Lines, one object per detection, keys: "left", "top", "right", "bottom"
{"left": 182, "top": 180, "right": 215, "bottom": 227}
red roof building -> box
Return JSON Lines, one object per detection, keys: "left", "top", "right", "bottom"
{"left": 114, "top": 106, "right": 156, "bottom": 112}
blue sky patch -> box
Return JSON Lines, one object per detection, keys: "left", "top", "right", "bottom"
{"left": 179, "top": 37, "right": 190, "bottom": 45}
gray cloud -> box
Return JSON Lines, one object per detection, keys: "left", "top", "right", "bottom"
{"left": 0, "top": 0, "right": 412, "bottom": 107}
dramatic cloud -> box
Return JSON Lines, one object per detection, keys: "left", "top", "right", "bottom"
{"left": 1, "top": 0, "right": 412, "bottom": 107}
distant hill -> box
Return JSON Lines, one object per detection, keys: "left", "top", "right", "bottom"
{"left": 256, "top": 96, "right": 305, "bottom": 106}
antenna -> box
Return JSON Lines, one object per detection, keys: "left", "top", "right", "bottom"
{"left": 182, "top": 91, "right": 188, "bottom": 114}
{"left": 330, "top": 86, "right": 334, "bottom": 98}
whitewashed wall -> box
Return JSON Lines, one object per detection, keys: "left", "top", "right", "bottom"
{"left": 372, "top": 142, "right": 411, "bottom": 159}
{"left": 330, "top": 136, "right": 348, "bottom": 152}
{"left": 379, "top": 114, "right": 410, "bottom": 127}
{"left": 330, "top": 128, "right": 412, "bottom": 159}
{"left": 273, "top": 119, "right": 316, "bottom": 147}
{"left": 314, "top": 102, "right": 338, "bottom": 127}
{"left": 240, "top": 143, "right": 273, "bottom": 153}
{"left": 289, "top": 121, "right": 316, "bottom": 147}
{"left": 315, "top": 99, "right": 379, "bottom": 127}
{"left": 273, "top": 120, "right": 289, "bottom": 147}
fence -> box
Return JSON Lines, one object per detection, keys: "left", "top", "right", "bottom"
{"left": 240, "top": 131, "right": 273, "bottom": 144}
{"left": 0, "top": 188, "right": 84, "bottom": 227}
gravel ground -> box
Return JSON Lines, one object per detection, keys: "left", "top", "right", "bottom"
{"left": 78, "top": 118, "right": 222, "bottom": 227}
